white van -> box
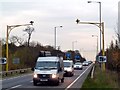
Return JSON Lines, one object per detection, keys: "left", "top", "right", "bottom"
{"left": 32, "top": 56, "right": 64, "bottom": 86}
{"left": 63, "top": 60, "right": 74, "bottom": 76}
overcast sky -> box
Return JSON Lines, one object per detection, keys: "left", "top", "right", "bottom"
{"left": 0, "top": 0, "right": 119, "bottom": 60}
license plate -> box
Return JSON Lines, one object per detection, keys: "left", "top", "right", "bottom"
{"left": 40, "top": 79, "right": 48, "bottom": 81}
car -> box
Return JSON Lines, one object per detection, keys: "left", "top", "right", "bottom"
{"left": 82, "top": 61, "right": 89, "bottom": 66}
{"left": 87, "top": 61, "right": 93, "bottom": 64}
{"left": 32, "top": 56, "right": 64, "bottom": 86}
{"left": 74, "top": 62, "right": 83, "bottom": 70}
{"left": 63, "top": 60, "right": 74, "bottom": 76}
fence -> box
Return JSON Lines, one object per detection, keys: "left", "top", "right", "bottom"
{"left": 0, "top": 68, "right": 31, "bottom": 77}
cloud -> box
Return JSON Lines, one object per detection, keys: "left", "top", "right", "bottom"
{"left": 0, "top": 0, "right": 119, "bottom": 60}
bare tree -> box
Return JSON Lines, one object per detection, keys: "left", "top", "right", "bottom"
{"left": 9, "top": 36, "right": 24, "bottom": 46}
{"left": 118, "top": 33, "right": 120, "bottom": 48}
{"left": 30, "top": 41, "right": 37, "bottom": 47}
{"left": 23, "top": 26, "right": 34, "bottom": 47}
{"left": 9, "top": 36, "right": 18, "bottom": 44}
{"left": 1, "top": 38, "right": 6, "bottom": 45}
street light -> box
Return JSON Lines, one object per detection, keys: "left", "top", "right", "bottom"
{"left": 54, "top": 26, "right": 62, "bottom": 49}
{"left": 72, "top": 41, "right": 77, "bottom": 51}
{"left": 76, "top": 19, "right": 105, "bottom": 71}
{"left": 6, "top": 21, "right": 34, "bottom": 71}
{"left": 87, "top": 1, "right": 102, "bottom": 54}
{"left": 92, "top": 35, "right": 98, "bottom": 55}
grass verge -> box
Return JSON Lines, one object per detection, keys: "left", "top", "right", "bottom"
{"left": 81, "top": 63, "right": 120, "bottom": 89}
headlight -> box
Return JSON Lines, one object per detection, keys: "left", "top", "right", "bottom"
{"left": 67, "top": 68, "right": 72, "bottom": 72}
{"left": 33, "top": 74, "right": 37, "bottom": 78}
{"left": 52, "top": 74, "right": 57, "bottom": 78}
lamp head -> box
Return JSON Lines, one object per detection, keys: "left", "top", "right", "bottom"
{"left": 76, "top": 19, "right": 80, "bottom": 24}
{"left": 60, "top": 26, "right": 63, "bottom": 28}
{"left": 30, "top": 21, "right": 34, "bottom": 25}
{"left": 88, "top": 1, "right": 92, "bottom": 3}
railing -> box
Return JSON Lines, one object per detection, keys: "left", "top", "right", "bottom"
{"left": 0, "top": 68, "right": 32, "bottom": 77}
{"left": 91, "top": 64, "right": 95, "bottom": 79}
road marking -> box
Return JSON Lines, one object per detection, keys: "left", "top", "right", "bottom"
{"left": 65, "top": 63, "right": 93, "bottom": 90}
{"left": 11, "top": 85, "right": 21, "bottom": 89}
{"left": 30, "top": 81, "right": 33, "bottom": 83}
{"left": 2, "top": 73, "right": 32, "bottom": 81}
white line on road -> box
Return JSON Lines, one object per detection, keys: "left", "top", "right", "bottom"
{"left": 2, "top": 73, "right": 32, "bottom": 81}
{"left": 5, "top": 85, "right": 22, "bottom": 90}
{"left": 11, "top": 85, "right": 21, "bottom": 89}
{"left": 65, "top": 63, "right": 93, "bottom": 90}
{"left": 30, "top": 81, "right": 33, "bottom": 83}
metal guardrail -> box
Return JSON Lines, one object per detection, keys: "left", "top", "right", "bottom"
{"left": 0, "top": 68, "right": 31, "bottom": 76}
{"left": 91, "top": 64, "right": 95, "bottom": 79}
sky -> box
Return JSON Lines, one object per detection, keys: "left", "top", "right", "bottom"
{"left": 0, "top": 0, "right": 119, "bottom": 61}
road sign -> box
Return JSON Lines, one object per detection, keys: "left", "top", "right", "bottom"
{"left": 65, "top": 52, "right": 71, "bottom": 59}
{"left": 75, "top": 55, "right": 80, "bottom": 60}
{"left": 13, "top": 58, "right": 20, "bottom": 64}
{"left": 0, "top": 58, "right": 6, "bottom": 64}
{"left": 99, "top": 56, "right": 107, "bottom": 63}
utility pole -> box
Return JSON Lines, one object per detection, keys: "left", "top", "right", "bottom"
{"left": 6, "top": 21, "right": 34, "bottom": 71}
{"left": 76, "top": 19, "right": 105, "bottom": 71}
{"left": 54, "top": 26, "right": 62, "bottom": 50}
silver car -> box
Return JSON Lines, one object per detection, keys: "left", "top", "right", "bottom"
{"left": 82, "top": 61, "right": 89, "bottom": 66}
{"left": 74, "top": 62, "right": 83, "bottom": 70}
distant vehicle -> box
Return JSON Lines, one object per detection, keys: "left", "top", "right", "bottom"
{"left": 82, "top": 61, "right": 89, "bottom": 66}
{"left": 74, "top": 62, "right": 83, "bottom": 70}
{"left": 87, "top": 61, "right": 93, "bottom": 64}
{"left": 63, "top": 60, "right": 74, "bottom": 76}
{"left": 32, "top": 56, "right": 64, "bottom": 86}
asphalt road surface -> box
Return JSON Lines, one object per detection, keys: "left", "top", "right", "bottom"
{"left": 2, "top": 63, "right": 94, "bottom": 90}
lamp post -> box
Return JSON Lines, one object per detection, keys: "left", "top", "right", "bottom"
{"left": 54, "top": 26, "right": 62, "bottom": 50}
{"left": 76, "top": 19, "right": 105, "bottom": 71}
{"left": 92, "top": 35, "right": 98, "bottom": 55}
{"left": 6, "top": 21, "right": 34, "bottom": 71}
{"left": 72, "top": 41, "right": 77, "bottom": 51}
{"left": 88, "top": 1, "right": 102, "bottom": 53}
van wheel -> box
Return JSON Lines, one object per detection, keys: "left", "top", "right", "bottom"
{"left": 70, "top": 73, "right": 73, "bottom": 77}
{"left": 55, "top": 79, "right": 59, "bottom": 86}
{"left": 61, "top": 77, "right": 64, "bottom": 83}
{"left": 33, "top": 81, "right": 37, "bottom": 86}
{"left": 72, "top": 73, "right": 74, "bottom": 76}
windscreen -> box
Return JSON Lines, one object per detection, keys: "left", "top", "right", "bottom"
{"left": 35, "top": 61, "right": 58, "bottom": 70}
{"left": 64, "top": 62, "right": 71, "bottom": 67}
{"left": 75, "top": 63, "right": 81, "bottom": 65}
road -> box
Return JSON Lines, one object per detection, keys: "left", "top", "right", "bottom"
{"left": 2, "top": 63, "right": 93, "bottom": 90}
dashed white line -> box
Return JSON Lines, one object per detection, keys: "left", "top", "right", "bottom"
{"left": 11, "top": 85, "right": 21, "bottom": 89}
{"left": 30, "top": 81, "right": 33, "bottom": 83}
{"left": 2, "top": 73, "right": 32, "bottom": 81}
{"left": 5, "top": 85, "right": 22, "bottom": 90}
{"left": 65, "top": 63, "right": 93, "bottom": 90}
